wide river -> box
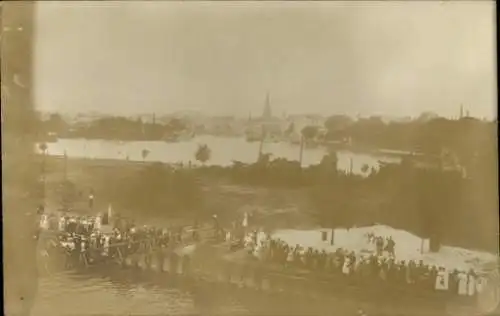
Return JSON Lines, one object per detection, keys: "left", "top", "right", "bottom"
{"left": 42, "top": 136, "right": 401, "bottom": 174}
{"left": 32, "top": 270, "right": 253, "bottom": 316}
{"left": 33, "top": 136, "right": 402, "bottom": 315}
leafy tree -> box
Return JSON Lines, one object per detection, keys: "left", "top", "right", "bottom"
{"left": 361, "top": 164, "right": 370, "bottom": 174}
{"left": 38, "top": 142, "right": 47, "bottom": 153}
{"left": 257, "top": 152, "right": 272, "bottom": 166}
{"left": 417, "top": 111, "right": 439, "bottom": 123}
{"left": 311, "top": 151, "right": 339, "bottom": 184}
{"left": 320, "top": 151, "right": 338, "bottom": 170}
{"left": 324, "top": 115, "right": 353, "bottom": 133}
{"left": 301, "top": 125, "right": 319, "bottom": 142}
{"left": 141, "top": 149, "right": 150, "bottom": 162}
{"left": 166, "top": 118, "right": 187, "bottom": 133}
{"left": 415, "top": 117, "right": 454, "bottom": 156}
{"left": 195, "top": 144, "right": 211, "bottom": 165}
{"left": 43, "top": 113, "right": 68, "bottom": 134}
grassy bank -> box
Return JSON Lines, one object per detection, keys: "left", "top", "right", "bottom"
{"left": 41, "top": 154, "right": 498, "bottom": 252}
{"left": 42, "top": 155, "right": 314, "bottom": 229}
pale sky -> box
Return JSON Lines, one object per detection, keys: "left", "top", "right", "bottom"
{"left": 34, "top": 1, "right": 496, "bottom": 118}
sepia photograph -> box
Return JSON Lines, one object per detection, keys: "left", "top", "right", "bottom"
{"left": 2, "top": 1, "right": 498, "bottom": 316}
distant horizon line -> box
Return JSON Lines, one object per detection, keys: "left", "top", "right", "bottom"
{"left": 35, "top": 109, "right": 495, "bottom": 122}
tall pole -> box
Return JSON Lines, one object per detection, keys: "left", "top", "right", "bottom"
{"left": 42, "top": 149, "right": 46, "bottom": 206}
{"left": 258, "top": 125, "right": 265, "bottom": 161}
{"left": 38, "top": 143, "right": 48, "bottom": 209}
{"left": 63, "top": 150, "right": 68, "bottom": 182}
{"left": 62, "top": 150, "right": 69, "bottom": 211}
{"left": 299, "top": 135, "right": 304, "bottom": 167}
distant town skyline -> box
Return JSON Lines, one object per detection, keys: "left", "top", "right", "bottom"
{"left": 34, "top": 2, "right": 496, "bottom": 119}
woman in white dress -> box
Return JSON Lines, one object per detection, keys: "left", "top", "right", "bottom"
{"left": 458, "top": 271, "right": 468, "bottom": 296}
{"left": 475, "top": 276, "right": 486, "bottom": 293}
{"left": 434, "top": 267, "right": 449, "bottom": 291}
{"left": 94, "top": 215, "right": 102, "bottom": 231}
{"left": 467, "top": 271, "right": 477, "bottom": 296}
{"left": 58, "top": 216, "right": 66, "bottom": 232}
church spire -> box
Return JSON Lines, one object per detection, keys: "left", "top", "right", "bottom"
{"left": 263, "top": 91, "right": 272, "bottom": 119}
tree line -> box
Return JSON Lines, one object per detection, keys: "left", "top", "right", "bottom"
{"left": 36, "top": 114, "right": 189, "bottom": 141}
{"left": 40, "top": 112, "right": 496, "bottom": 181}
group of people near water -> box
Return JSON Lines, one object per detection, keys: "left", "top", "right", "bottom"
{"left": 39, "top": 211, "right": 190, "bottom": 268}
{"left": 235, "top": 228, "right": 488, "bottom": 299}
{"left": 39, "top": 207, "right": 493, "bottom": 302}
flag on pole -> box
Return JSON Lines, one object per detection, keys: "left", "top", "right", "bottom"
{"left": 88, "top": 189, "right": 94, "bottom": 209}
{"left": 242, "top": 212, "right": 248, "bottom": 228}
{"left": 108, "top": 204, "right": 113, "bottom": 222}
{"left": 94, "top": 213, "right": 102, "bottom": 230}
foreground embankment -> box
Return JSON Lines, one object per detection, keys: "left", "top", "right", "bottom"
{"left": 40, "top": 235, "right": 489, "bottom": 316}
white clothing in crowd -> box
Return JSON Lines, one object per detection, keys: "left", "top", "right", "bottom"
{"left": 244, "top": 235, "right": 253, "bottom": 250}
{"left": 102, "top": 236, "right": 110, "bottom": 256}
{"left": 242, "top": 212, "right": 248, "bottom": 228}
{"left": 475, "top": 277, "right": 486, "bottom": 293}
{"left": 61, "top": 240, "right": 75, "bottom": 251}
{"left": 435, "top": 268, "right": 449, "bottom": 291}
{"left": 342, "top": 257, "right": 351, "bottom": 275}
{"left": 107, "top": 204, "right": 113, "bottom": 222}
{"left": 257, "top": 231, "right": 267, "bottom": 245}
{"left": 58, "top": 217, "right": 66, "bottom": 232}
{"left": 467, "top": 274, "right": 476, "bottom": 296}
{"left": 94, "top": 215, "right": 102, "bottom": 231}
{"left": 458, "top": 272, "right": 468, "bottom": 296}
{"left": 40, "top": 214, "right": 49, "bottom": 230}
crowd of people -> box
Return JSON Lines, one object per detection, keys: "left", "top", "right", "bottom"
{"left": 39, "top": 209, "right": 492, "bottom": 302}
{"left": 238, "top": 228, "right": 487, "bottom": 299}
{"left": 39, "top": 212, "right": 192, "bottom": 268}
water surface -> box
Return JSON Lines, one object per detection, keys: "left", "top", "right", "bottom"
{"left": 42, "top": 136, "right": 401, "bottom": 174}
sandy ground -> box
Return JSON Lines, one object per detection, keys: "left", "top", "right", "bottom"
{"left": 272, "top": 225, "right": 498, "bottom": 273}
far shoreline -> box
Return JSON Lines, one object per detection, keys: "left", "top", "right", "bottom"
{"left": 37, "top": 136, "right": 417, "bottom": 159}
